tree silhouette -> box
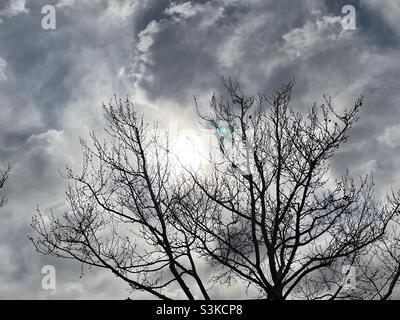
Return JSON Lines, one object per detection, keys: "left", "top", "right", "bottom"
{"left": 187, "top": 79, "right": 400, "bottom": 299}
{"left": 31, "top": 80, "right": 400, "bottom": 300}
{"left": 31, "top": 97, "right": 210, "bottom": 300}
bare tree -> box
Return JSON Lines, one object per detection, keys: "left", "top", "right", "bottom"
{"left": 31, "top": 80, "right": 400, "bottom": 300}
{"left": 186, "top": 78, "right": 400, "bottom": 300}
{"left": 0, "top": 164, "right": 10, "bottom": 208}
{"left": 30, "top": 97, "right": 211, "bottom": 300}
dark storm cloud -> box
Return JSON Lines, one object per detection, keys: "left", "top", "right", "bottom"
{"left": 0, "top": 0, "right": 399, "bottom": 298}
{"left": 131, "top": 0, "right": 328, "bottom": 104}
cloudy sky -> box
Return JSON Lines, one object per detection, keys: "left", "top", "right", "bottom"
{"left": 0, "top": 0, "right": 399, "bottom": 299}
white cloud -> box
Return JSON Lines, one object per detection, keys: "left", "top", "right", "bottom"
{"left": 100, "top": 0, "right": 140, "bottom": 26}
{"left": 282, "top": 15, "right": 344, "bottom": 59}
{"left": 136, "top": 20, "right": 160, "bottom": 54}
{"left": 0, "top": 0, "right": 28, "bottom": 18}
{"left": 165, "top": 2, "right": 207, "bottom": 21}
{"left": 378, "top": 124, "right": 400, "bottom": 148}
{"left": 56, "top": 0, "right": 139, "bottom": 23}
{"left": 165, "top": 2, "right": 199, "bottom": 18}
{"left": 27, "top": 129, "right": 66, "bottom": 155}
{"left": 130, "top": 20, "right": 160, "bottom": 85}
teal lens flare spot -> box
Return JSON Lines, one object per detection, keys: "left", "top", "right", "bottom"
{"left": 218, "top": 126, "right": 229, "bottom": 134}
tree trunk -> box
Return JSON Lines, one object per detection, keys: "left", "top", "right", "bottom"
{"left": 268, "top": 287, "right": 284, "bottom": 300}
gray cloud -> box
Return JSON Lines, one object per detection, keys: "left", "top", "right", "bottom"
{"left": 0, "top": 0, "right": 399, "bottom": 298}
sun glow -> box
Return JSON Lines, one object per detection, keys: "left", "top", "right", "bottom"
{"left": 170, "top": 134, "right": 204, "bottom": 171}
